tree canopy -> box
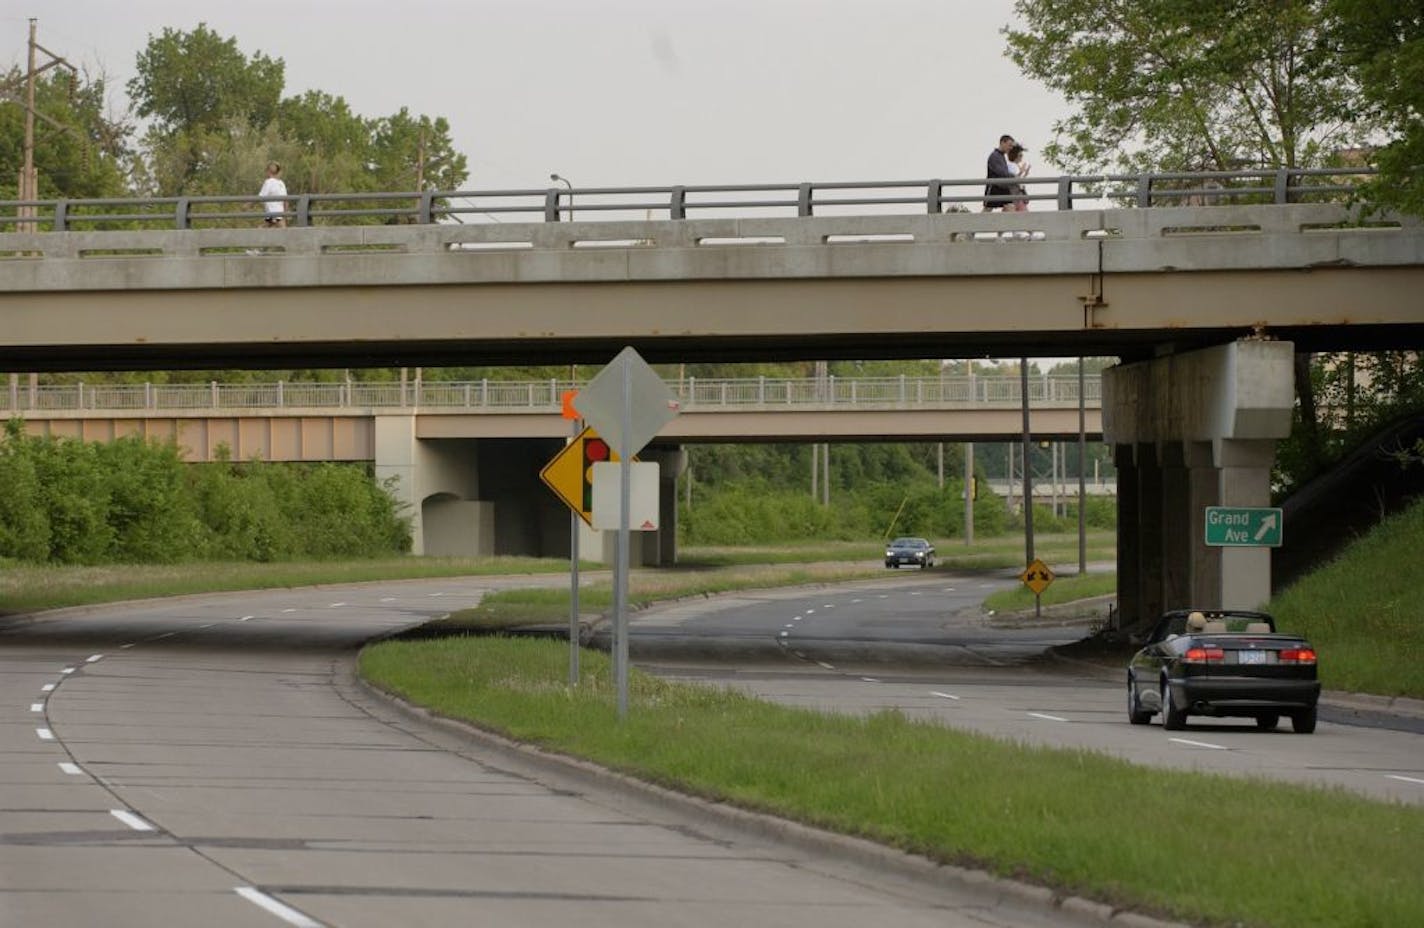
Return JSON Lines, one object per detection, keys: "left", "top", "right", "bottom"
{"left": 1004, "top": 0, "right": 1375, "bottom": 176}
{"left": 0, "top": 67, "right": 131, "bottom": 200}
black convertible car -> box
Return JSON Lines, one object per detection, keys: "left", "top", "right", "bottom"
{"left": 1127, "top": 609, "right": 1321, "bottom": 733}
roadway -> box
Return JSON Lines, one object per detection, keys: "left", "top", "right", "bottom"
{"left": 0, "top": 578, "right": 1089, "bottom": 928}
{"left": 4, "top": 573, "right": 1421, "bottom": 927}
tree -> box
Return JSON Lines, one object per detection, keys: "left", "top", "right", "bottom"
{"left": 1326, "top": 0, "right": 1424, "bottom": 216}
{"left": 0, "top": 68, "right": 131, "bottom": 200}
{"left": 1004, "top": 1, "right": 1374, "bottom": 176}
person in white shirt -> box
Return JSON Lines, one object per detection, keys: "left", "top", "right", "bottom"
{"left": 259, "top": 161, "right": 288, "bottom": 228}
{"left": 1007, "top": 145, "right": 1030, "bottom": 212}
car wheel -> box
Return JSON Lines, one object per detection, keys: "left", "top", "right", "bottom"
{"left": 1291, "top": 706, "right": 1317, "bottom": 734}
{"left": 1255, "top": 714, "right": 1279, "bottom": 731}
{"left": 1127, "top": 676, "right": 1152, "bottom": 725}
{"left": 1161, "top": 679, "right": 1187, "bottom": 730}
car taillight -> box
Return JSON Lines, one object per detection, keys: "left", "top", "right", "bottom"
{"left": 1280, "top": 648, "right": 1317, "bottom": 664}
{"left": 1184, "top": 647, "right": 1225, "bottom": 663}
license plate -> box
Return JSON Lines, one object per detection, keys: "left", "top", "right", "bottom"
{"left": 1238, "top": 649, "right": 1267, "bottom": 664}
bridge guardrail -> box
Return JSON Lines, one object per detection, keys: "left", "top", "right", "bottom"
{"left": 0, "top": 168, "right": 1376, "bottom": 233}
{"left": 2, "top": 375, "right": 1103, "bottom": 415}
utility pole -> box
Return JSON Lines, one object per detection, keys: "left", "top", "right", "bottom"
{"left": 2, "top": 19, "right": 78, "bottom": 233}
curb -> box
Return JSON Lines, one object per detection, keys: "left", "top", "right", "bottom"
{"left": 353, "top": 671, "right": 1190, "bottom": 928}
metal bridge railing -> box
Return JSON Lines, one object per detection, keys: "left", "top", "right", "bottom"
{"left": 0, "top": 168, "right": 1376, "bottom": 233}
{"left": 2, "top": 375, "right": 1103, "bottom": 415}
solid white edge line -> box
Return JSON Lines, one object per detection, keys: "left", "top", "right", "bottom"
{"left": 235, "top": 887, "right": 323, "bottom": 928}
{"left": 110, "top": 809, "right": 154, "bottom": 832}
{"left": 59, "top": 762, "right": 82, "bottom": 775}
{"left": 1168, "top": 737, "right": 1229, "bottom": 750}
{"left": 1386, "top": 774, "right": 1424, "bottom": 786}
{"left": 1028, "top": 712, "right": 1069, "bottom": 722}
{"left": 930, "top": 691, "right": 960, "bottom": 700}
{"left": 36, "top": 728, "right": 54, "bottom": 740}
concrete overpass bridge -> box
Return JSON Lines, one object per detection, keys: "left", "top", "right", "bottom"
{"left": 3, "top": 170, "right": 1422, "bottom": 626}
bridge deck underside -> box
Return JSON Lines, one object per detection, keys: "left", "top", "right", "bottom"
{"left": 3, "top": 267, "right": 1422, "bottom": 371}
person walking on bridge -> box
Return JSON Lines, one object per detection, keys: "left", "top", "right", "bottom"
{"left": 984, "top": 134, "right": 1017, "bottom": 211}
{"left": 259, "top": 161, "right": 288, "bottom": 228}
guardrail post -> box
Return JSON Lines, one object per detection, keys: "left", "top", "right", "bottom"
{"left": 544, "top": 189, "right": 561, "bottom": 222}
{"left": 1137, "top": 174, "right": 1153, "bottom": 208}
{"left": 144, "top": 382, "right": 153, "bottom": 409}
{"left": 480, "top": 379, "right": 488, "bottom": 407}
{"left": 418, "top": 191, "right": 436, "bottom": 224}
{"left": 797, "top": 183, "right": 814, "bottom": 217}
{"left": 899, "top": 374, "right": 906, "bottom": 404}
{"left": 463, "top": 382, "right": 471, "bottom": 407}
{"left": 77, "top": 382, "right": 84, "bottom": 410}
{"left": 758, "top": 376, "right": 765, "bottom": 405}
{"left": 926, "top": 180, "right": 943, "bottom": 214}
{"left": 687, "top": 376, "right": 696, "bottom": 408}
{"left": 175, "top": 198, "right": 190, "bottom": 230}
{"left": 670, "top": 185, "right": 686, "bottom": 220}
{"left": 53, "top": 200, "right": 68, "bottom": 232}
{"left": 277, "top": 381, "right": 284, "bottom": 408}
{"left": 211, "top": 381, "right": 219, "bottom": 407}
{"left": 1057, "top": 176, "right": 1075, "bottom": 211}
{"left": 295, "top": 195, "right": 311, "bottom": 228}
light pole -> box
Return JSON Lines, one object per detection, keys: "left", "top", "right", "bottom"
{"left": 550, "top": 173, "right": 573, "bottom": 222}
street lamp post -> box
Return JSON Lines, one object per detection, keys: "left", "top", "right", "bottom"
{"left": 550, "top": 173, "right": 573, "bottom": 222}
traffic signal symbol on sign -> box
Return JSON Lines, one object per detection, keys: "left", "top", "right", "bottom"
{"left": 539, "top": 427, "right": 624, "bottom": 527}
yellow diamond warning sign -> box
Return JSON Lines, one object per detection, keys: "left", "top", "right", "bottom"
{"left": 540, "top": 426, "right": 624, "bottom": 527}
{"left": 1018, "top": 558, "right": 1055, "bottom": 596}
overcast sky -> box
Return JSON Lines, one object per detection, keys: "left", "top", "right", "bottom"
{"left": 14, "top": 0, "right": 1070, "bottom": 191}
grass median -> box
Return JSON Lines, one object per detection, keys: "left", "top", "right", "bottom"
{"left": 360, "top": 635, "right": 1424, "bottom": 928}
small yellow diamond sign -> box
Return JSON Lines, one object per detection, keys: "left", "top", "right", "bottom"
{"left": 1019, "top": 558, "right": 1055, "bottom": 596}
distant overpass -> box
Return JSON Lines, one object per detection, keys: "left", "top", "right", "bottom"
{"left": 5, "top": 374, "right": 1103, "bottom": 461}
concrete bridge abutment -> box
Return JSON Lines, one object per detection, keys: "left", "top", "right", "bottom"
{"left": 1104, "top": 340, "right": 1294, "bottom": 630}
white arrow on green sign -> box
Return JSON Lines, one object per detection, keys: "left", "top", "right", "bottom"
{"left": 1204, "top": 506, "right": 1283, "bottom": 547}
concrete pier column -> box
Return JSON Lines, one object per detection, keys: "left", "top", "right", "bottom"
{"left": 1136, "top": 443, "right": 1165, "bottom": 625}
{"left": 1114, "top": 444, "right": 1141, "bottom": 630}
{"left": 373, "top": 415, "right": 423, "bottom": 554}
{"left": 1216, "top": 438, "right": 1276, "bottom": 610}
{"left": 1160, "top": 442, "right": 1192, "bottom": 611}
{"left": 1186, "top": 441, "right": 1221, "bottom": 608}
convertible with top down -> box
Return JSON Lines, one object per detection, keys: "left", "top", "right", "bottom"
{"left": 1127, "top": 609, "right": 1320, "bottom": 733}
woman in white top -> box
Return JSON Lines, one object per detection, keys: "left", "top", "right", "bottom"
{"left": 1007, "top": 145, "right": 1030, "bottom": 212}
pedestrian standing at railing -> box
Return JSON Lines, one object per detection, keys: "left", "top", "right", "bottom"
{"left": 983, "top": 134, "right": 1017, "bottom": 211}
{"left": 259, "top": 161, "right": 288, "bottom": 228}
{"left": 1007, "top": 144, "right": 1030, "bottom": 212}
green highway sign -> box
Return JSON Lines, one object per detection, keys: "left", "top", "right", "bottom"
{"left": 1204, "top": 506, "right": 1283, "bottom": 547}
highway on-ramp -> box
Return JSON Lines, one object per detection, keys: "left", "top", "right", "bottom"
{"left": 1, "top": 577, "right": 1089, "bottom": 928}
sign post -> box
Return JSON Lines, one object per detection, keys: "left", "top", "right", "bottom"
{"left": 561, "top": 391, "right": 580, "bottom": 688}
{"left": 1204, "top": 507, "right": 1283, "bottom": 547}
{"left": 1019, "top": 557, "right": 1055, "bottom": 619}
{"left": 572, "top": 347, "right": 680, "bottom": 720}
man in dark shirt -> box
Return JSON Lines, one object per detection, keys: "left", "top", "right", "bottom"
{"left": 984, "top": 134, "right": 1017, "bottom": 211}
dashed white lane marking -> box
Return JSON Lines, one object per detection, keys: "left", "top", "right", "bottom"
{"left": 282, "top": 608, "right": 297, "bottom": 613}
{"left": 783, "top": 623, "right": 796, "bottom": 629}
{"left": 778, "top": 631, "right": 789, "bottom": 638}
{"left": 41, "top": 683, "right": 55, "bottom": 692}
{"left": 1386, "top": 774, "right": 1424, "bottom": 786}
{"left": 930, "top": 691, "right": 961, "bottom": 700}
{"left": 1028, "top": 712, "right": 1069, "bottom": 722}
{"left": 239, "top": 615, "right": 255, "bottom": 622}
{"left": 58, "top": 762, "right": 82, "bottom": 775}
{"left": 428, "top": 592, "right": 444, "bottom": 597}
{"left": 30, "top": 703, "right": 44, "bottom": 713}
{"left": 328, "top": 602, "right": 346, "bottom": 608}
{"left": 792, "top": 616, "right": 803, "bottom": 621}
{"left": 943, "top": 587, "right": 956, "bottom": 592}
{"left": 86, "top": 654, "right": 103, "bottom": 663}
{"left": 110, "top": 809, "right": 155, "bottom": 832}
{"left": 380, "top": 597, "right": 396, "bottom": 602}
{"left": 36, "top": 728, "right": 54, "bottom": 740}
{"left": 120, "top": 643, "right": 136, "bottom": 649}
{"left": 822, "top": 603, "right": 835, "bottom": 608}
{"left": 805, "top": 608, "right": 816, "bottom": 614}
{"left": 1169, "top": 737, "right": 1229, "bottom": 750}
{"left": 60, "top": 667, "right": 75, "bottom": 674}
{"left": 909, "top": 591, "right": 922, "bottom": 596}
{"left": 198, "top": 624, "right": 215, "bottom": 629}
{"left": 850, "top": 598, "right": 862, "bottom": 603}
{"left": 877, "top": 594, "right": 889, "bottom": 599}
{"left": 153, "top": 632, "right": 176, "bottom": 640}
{"left": 861, "top": 677, "right": 880, "bottom": 683}
{"left": 235, "top": 887, "right": 323, "bottom": 928}
{"left": 817, "top": 661, "right": 836, "bottom": 670}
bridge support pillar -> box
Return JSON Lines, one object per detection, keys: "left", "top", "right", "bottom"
{"left": 1103, "top": 339, "right": 1294, "bottom": 631}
